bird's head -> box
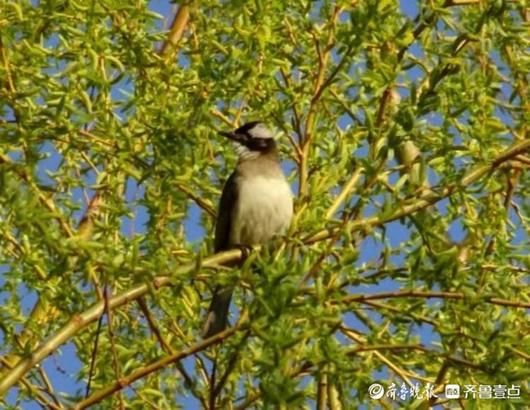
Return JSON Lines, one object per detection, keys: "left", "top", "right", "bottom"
{"left": 219, "top": 121, "right": 276, "bottom": 159}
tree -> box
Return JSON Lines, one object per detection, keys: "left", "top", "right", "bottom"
{"left": 0, "top": 0, "right": 529, "bottom": 408}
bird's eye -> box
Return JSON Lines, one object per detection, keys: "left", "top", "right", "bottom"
{"left": 247, "top": 138, "right": 271, "bottom": 150}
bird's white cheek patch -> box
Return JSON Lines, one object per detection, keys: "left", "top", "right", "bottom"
{"left": 234, "top": 143, "right": 260, "bottom": 160}
{"left": 231, "top": 176, "right": 293, "bottom": 245}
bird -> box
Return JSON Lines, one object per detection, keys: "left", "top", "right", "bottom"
{"left": 202, "top": 121, "right": 293, "bottom": 338}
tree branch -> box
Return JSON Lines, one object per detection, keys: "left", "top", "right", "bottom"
{"left": 159, "top": 3, "right": 191, "bottom": 56}
{"left": 299, "top": 6, "right": 344, "bottom": 196}
{"left": 74, "top": 323, "right": 241, "bottom": 409}
{"left": 339, "top": 290, "right": 530, "bottom": 309}
{"left": 305, "top": 137, "right": 530, "bottom": 244}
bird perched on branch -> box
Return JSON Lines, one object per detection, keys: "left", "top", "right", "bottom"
{"left": 202, "top": 121, "right": 293, "bottom": 338}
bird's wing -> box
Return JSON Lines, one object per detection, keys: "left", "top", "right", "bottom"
{"left": 214, "top": 171, "right": 238, "bottom": 252}
{"left": 203, "top": 171, "right": 238, "bottom": 338}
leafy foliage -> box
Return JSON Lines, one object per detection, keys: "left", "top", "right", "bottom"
{"left": 0, "top": 0, "right": 529, "bottom": 408}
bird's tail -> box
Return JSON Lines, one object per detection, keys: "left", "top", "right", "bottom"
{"left": 202, "top": 286, "right": 233, "bottom": 338}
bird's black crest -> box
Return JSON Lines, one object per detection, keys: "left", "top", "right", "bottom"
{"left": 235, "top": 121, "right": 262, "bottom": 135}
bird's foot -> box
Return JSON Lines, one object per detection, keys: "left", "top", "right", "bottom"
{"left": 234, "top": 244, "right": 253, "bottom": 260}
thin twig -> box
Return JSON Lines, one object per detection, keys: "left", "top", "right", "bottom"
{"left": 0, "top": 358, "right": 64, "bottom": 410}
{"left": 317, "top": 371, "right": 327, "bottom": 410}
{"left": 74, "top": 321, "right": 243, "bottom": 409}
{"left": 212, "top": 331, "right": 251, "bottom": 402}
{"left": 86, "top": 309, "right": 104, "bottom": 398}
{"left": 326, "top": 168, "right": 363, "bottom": 219}
{"left": 103, "top": 287, "right": 125, "bottom": 409}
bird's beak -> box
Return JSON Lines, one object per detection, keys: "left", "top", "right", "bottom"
{"left": 219, "top": 131, "right": 244, "bottom": 143}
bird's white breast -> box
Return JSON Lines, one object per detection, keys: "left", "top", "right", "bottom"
{"left": 230, "top": 175, "right": 293, "bottom": 246}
